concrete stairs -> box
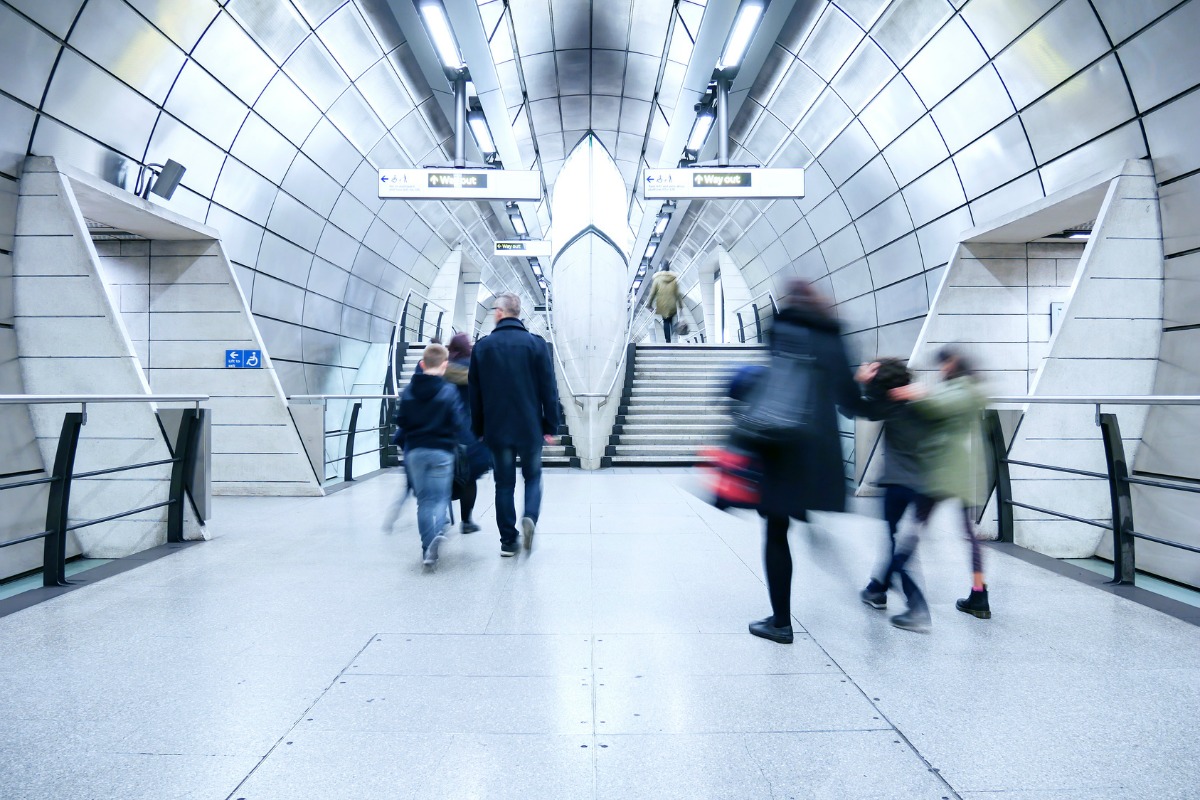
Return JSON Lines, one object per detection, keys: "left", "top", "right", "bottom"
{"left": 391, "top": 343, "right": 579, "bottom": 468}
{"left": 603, "top": 344, "right": 768, "bottom": 467}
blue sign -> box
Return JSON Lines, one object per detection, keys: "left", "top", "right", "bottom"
{"left": 225, "top": 349, "right": 262, "bottom": 369}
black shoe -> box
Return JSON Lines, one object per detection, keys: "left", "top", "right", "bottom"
{"left": 860, "top": 584, "right": 887, "bottom": 610}
{"left": 462, "top": 521, "right": 480, "bottom": 534}
{"left": 500, "top": 541, "right": 519, "bottom": 558}
{"left": 956, "top": 586, "right": 991, "bottom": 619}
{"left": 748, "top": 617, "right": 794, "bottom": 644}
{"left": 890, "top": 609, "right": 931, "bottom": 633}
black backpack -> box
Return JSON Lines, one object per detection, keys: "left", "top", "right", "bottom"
{"left": 732, "top": 328, "right": 819, "bottom": 449}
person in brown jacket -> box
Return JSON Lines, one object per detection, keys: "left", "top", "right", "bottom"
{"left": 646, "top": 263, "right": 683, "bottom": 343}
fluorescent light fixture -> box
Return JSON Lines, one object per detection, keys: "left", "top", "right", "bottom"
{"left": 511, "top": 214, "right": 527, "bottom": 236}
{"left": 1067, "top": 231, "right": 1090, "bottom": 239}
{"left": 418, "top": 0, "right": 464, "bottom": 71}
{"left": 654, "top": 215, "right": 670, "bottom": 235}
{"left": 467, "top": 109, "right": 495, "bottom": 155}
{"left": 719, "top": 1, "right": 766, "bottom": 71}
{"left": 645, "top": 242, "right": 658, "bottom": 259}
{"left": 687, "top": 109, "right": 716, "bottom": 153}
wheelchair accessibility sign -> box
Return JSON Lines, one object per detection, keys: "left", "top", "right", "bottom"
{"left": 225, "top": 349, "right": 262, "bottom": 369}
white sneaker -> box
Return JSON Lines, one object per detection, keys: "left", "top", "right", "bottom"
{"left": 423, "top": 534, "right": 447, "bottom": 566}
{"left": 520, "top": 517, "right": 536, "bottom": 551}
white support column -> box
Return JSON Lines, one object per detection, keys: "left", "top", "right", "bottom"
{"left": 717, "top": 247, "right": 753, "bottom": 343}
{"left": 427, "top": 248, "right": 463, "bottom": 337}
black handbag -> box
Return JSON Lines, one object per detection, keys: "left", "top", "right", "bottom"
{"left": 732, "top": 337, "right": 819, "bottom": 449}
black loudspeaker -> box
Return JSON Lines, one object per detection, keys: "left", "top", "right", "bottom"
{"left": 150, "top": 159, "right": 186, "bottom": 200}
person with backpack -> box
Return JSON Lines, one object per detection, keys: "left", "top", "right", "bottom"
{"left": 744, "top": 280, "right": 865, "bottom": 644}
{"left": 646, "top": 263, "right": 683, "bottom": 343}
{"left": 395, "top": 343, "right": 470, "bottom": 568}
{"left": 855, "top": 358, "right": 932, "bottom": 632}
{"left": 444, "top": 333, "right": 491, "bottom": 534}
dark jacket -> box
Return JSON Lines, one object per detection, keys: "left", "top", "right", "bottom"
{"left": 396, "top": 373, "right": 468, "bottom": 453}
{"left": 469, "top": 317, "right": 560, "bottom": 448}
{"left": 757, "top": 307, "right": 865, "bottom": 519}
{"left": 860, "top": 391, "right": 927, "bottom": 493}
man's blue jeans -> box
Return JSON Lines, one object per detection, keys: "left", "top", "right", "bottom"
{"left": 490, "top": 443, "right": 543, "bottom": 545}
{"left": 405, "top": 448, "right": 454, "bottom": 551}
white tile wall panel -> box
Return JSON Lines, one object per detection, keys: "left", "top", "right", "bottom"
{"left": 857, "top": 193, "right": 916, "bottom": 255}
{"left": 916, "top": 206, "right": 973, "bottom": 268}
{"left": 328, "top": 89, "right": 387, "bottom": 154}
{"left": 283, "top": 155, "right": 342, "bottom": 218}
{"left": 767, "top": 60, "right": 824, "bottom": 131}
{"left": 364, "top": 218, "right": 400, "bottom": 259}
{"left": 931, "top": 66, "right": 1014, "bottom": 154}
{"left": 1118, "top": 2, "right": 1200, "bottom": 113}
{"left": 44, "top": 51, "right": 160, "bottom": 160}
{"left": 872, "top": 0, "right": 953, "bottom": 66}
{"left": 306, "top": 257, "right": 350, "bottom": 302}
{"left": 829, "top": 257, "right": 874, "bottom": 302}
{"left": 953, "top": 117, "right": 1036, "bottom": 199}
{"left": 874, "top": 272, "right": 930, "bottom": 325}
{"left": 226, "top": 0, "right": 309, "bottom": 64}
{"left": 994, "top": 0, "right": 1111, "bottom": 110}
{"left": 779, "top": 220, "right": 817, "bottom": 258}
{"left": 840, "top": 154, "right": 898, "bottom": 217}
{"left": 194, "top": 12, "right": 277, "bottom": 105}
{"left": 904, "top": 16, "right": 986, "bottom": 107}
{"left": 883, "top": 116, "right": 948, "bottom": 187}
{"left": 256, "top": 231, "right": 314, "bottom": 286}
{"left": 800, "top": 6, "right": 863, "bottom": 82}
{"left": 213, "top": 158, "right": 278, "bottom": 226}
{"left": 867, "top": 232, "right": 924, "bottom": 288}
{"left": 284, "top": 35, "right": 349, "bottom": 111}
{"left": 251, "top": 272, "right": 305, "bottom": 325}
{"left": 231, "top": 113, "right": 299, "bottom": 185}
{"left": 859, "top": 75, "right": 927, "bottom": 149}
{"left": 967, "top": 172, "right": 1045, "bottom": 227}
{"left": 1092, "top": 0, "right": 1185, "bottom": 44}
{"left": 255, "top": 73, "right": 323, "bottom": 148}
{"left": 320, "top": 4, "right": 382, "bottom": 81}
{"left": 832, "top": 39, "right": 895, "bottom": 114}
{"left": 6, "top": 0, "right": 84, "bottom": 39}
{"left": 821, "top": 121, "right": 877, "bottom": 184}
{"left": 1144, "top": 91, "right": 1200, "bottom": 182}
{"left": 0, "top": 97, "right": 35, "bottom": 178}
{"left": 70, "top": 0, "right": 184, "bottom": 105}
{"left": 796, "top": 89, "right": 854, "bottom": 157}
{"left": 1037, "top": 122, "right": 1146, "bottom": 195}
{"left": 1160, "top": 171, "right": 1200, "bottom": 257}
{"left": 1022, "top": 56, "right": 1137, "bottom": 164}
{"left": 903, "top": 159, "right": 966, "bottom": 227}
{"left": 302, "top": 290, "right": 343, "bottom": 332}
{"left": 806, "top": 193, "right": 852, "bottom": 241}
{"left": 351, "top": 247, "right": 387, "bottom": 285}
{"left": 820, "top": 224, "right": 866, "bottom": 271}
{"left": 266, "top": 192, "right": 324, "bottom": 252}
{"left": 961, "top": 0, "right": 1056, "bottom": 56}
{"left": 206, "top": 207, "right": 266, "bottom": 268}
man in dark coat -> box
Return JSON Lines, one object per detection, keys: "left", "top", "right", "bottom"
{"left": 749, "top": 280, "right": 865, "bottom": 644}
{"left": 469, "top": 292, "right": 560, "bottom": 557}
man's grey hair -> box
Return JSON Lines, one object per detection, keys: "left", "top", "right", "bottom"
{"left": 495, "top": 292, "right": 521, "bottom": 319}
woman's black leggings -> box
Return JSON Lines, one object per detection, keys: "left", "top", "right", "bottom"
{"left": 913, "top": 496, "right": 983, "bottom": 576}
{"left": 459, "top": 479, "right": 477, "bottom": 523}
{"left": 764, "top": 512, "right": 805, "bottom": 628}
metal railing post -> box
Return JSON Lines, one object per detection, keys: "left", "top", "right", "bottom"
{"left": 418, "top": 303, "right": 428, "bottom": 341}
{"left": 343, "top": 402, "right": 362, "bottom": 482}
{"left": 43, "top": 411, "right": 84, "bottom": 587}
{"left": 736, "top": 312, "right": 745, "bottom": 343}
{"left": 752, "top": 304, "right": 762, "bottom": 344}
{"left": 1098, "top": 412, "right": 1136, "bottom": 585}
{"left": 982, "top": 409, "right": 1013, "bottom": 543}
{"left": 167, "top": 408, "right": 205, "bottom": 544}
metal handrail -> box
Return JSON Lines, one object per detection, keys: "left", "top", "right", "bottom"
{"left": 543, "top": 285, "right": 643, "bottom": 402}
{"left": 991, "top": 395, "right": 1200, "bottom": 405}
{"left": 288, "top": 394, "right": 398, "bottom": 401}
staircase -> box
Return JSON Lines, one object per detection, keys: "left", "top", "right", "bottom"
{"left": 604, "top": 344, "right": 769, "bottom": 467}
{"left": 391, "top": 343, "right": 579, "bottom": 468}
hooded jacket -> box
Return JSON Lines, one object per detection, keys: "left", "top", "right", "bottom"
{"left": 647, "top": 271, "right": 682, "bottom": 318}
{"left": 396, "top": 372, "right": 468, "bottom": 453}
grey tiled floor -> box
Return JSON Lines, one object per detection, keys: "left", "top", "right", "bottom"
{"left": 2, "top": 469, "right": 1199, "bottom": 799}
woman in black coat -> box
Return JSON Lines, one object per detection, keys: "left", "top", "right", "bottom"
{"left": 750, "top": 281, "right": 865, "bottom": 644}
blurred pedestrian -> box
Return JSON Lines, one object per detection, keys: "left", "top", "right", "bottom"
{"left": 891, "top": 347, "right": 992, "bottom": 619}
{"left": 470, "top": 293, "right": 560, "bottom": 557}
{"left": 646, "top": 263, "right": 683, "bottom": 343}
{"left": 395, "top": 343, "right": 469, "bottom": 567}
{"left": 745, "top": 280, "right": 865, "bottom": 644}
{"left": 856, "top": 358, "right": 931, "bottom": 632}
{"left": 445, "top": 333, "right": 490, "bottom": 534}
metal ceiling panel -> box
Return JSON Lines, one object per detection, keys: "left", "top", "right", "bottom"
{"left": 365, "top": 218, "right": 401, "bottom": 259}
{"left": 591, "top": 94, "right": 622, "bottom": 129}
{"left": 292, "top": 0, "right": 344, "bottom": 28}
{"left": 593, "top": 0, "right": 633, "bottom": 50}
{"left": 592, "top": 49, "right": 627, "bottom": 95}
{"left": 267, "top": 191, "right": 325, "bottom": 251}
{"left": 320, "top": 4, "right": 383, "bottom": 80}
{"left": 145, "top": 114, "right": 228, "bottom": 197}
{"left": 0, "top": 6, "right": 61, "bottom": 106}
{"left": 1159, "top": 171, "right": 1200, "bottom": 257}
{"left": 302, "top": 291, "right": 344, "bottom": 332}
{"left": 213, "top": 159, "right": 279, "bottom": 226}
{"left": 356, "top": 60, "right": 416, "bottom": 127}
{"left": 797, "top": 161, "right": 835, "bottom": 213}
{"left": 839, "top": 0, "right": 891, "bottom": 29}
{"left": 194, "top": 12, "right": 278, "bottom": 105}
{"left": 831, "top": 38, "right": 896, "bottom": 113}
{"left": 392, "top": 110, "right": 438, "bottom": 161}
{"left": 952, "top": 117, "right": 1035, "bottom": 199}
{"left": 317, "top": 224, "right": 360, "bottom": 270}
{"left": 883, "top": 114, "right": 948, "bottom": 187}
{"left": 764, "top": 199, "right": 800, "bottom": 234}
{"left": 1144, "top": 90, "right": 1200, "bottom": 182}
{"left": 872, "top": 0, "right": 953, "bottom": 66}
{"left": 780, "top": 218, "right": 817, "bottom": 258}
{"left": 903, "top": 15, "right": 986, "bottom": 107}
{"left": 806, "top": 192, "right": 852, "bottom": 241}
{"left": 867, "top": 232, "right": 923, "bottom": 287}
{"left": 859, "top": 74, "right": 926, "bottom": 148}
{"left": 666, "top": 14, "right": 696, "bottom": 65}
{"left": 529, "top": 98, "right": 564, "bottom": 134}
{"left": 930, "top": 65, "right": 1013, "bottom": 153}
{"left": 799, "top": 6, "right": 864, "bottom": 82}
{"left": 206, "top": 205, "right": 266, "bottom": 267}
{"left": 993, "top": 0, "right": 1111, "bottom": 111}
{"left": 616, "top": 132, "right": 642, "bottom": 164}
{"left": 1037, "top": 120, "right": 1145, "bottom": 195}
{"left": 522, "top": 52, "right": 559, "bottom": 101}
{"left": 902, "top": 159, "right": 966, "bottom": 227}
{"left": 968, "top": 171, "right": 1043, "bottom": 224}
{"left": 795, "top": 89, "right": 853, "bottom": 156}
{"left": 30, "top": 118, "right": 135, "bottom": 192}
{"left": 305, "top": 117, "right": 362, "bottom": 184}
{"left": 750, "top": 45, "right": 796, "bottom": 107}
{"left": 961, "top": 0, "right": 1056, "bottom": 56}
{"left": 347, "top": 160, "right": 386, "bottom": 211}
{"left": 228, "top": 0, "right": 309, "bottom": 64}
{"left": 1092, "top": 0, "right": 1184, "bottom": 45}
{"left": 511, "top": 0, "right": 554, "bottom": 55}
{"left": 762, "top": 58, "right": 823, "bottom": 131}
{"left": 557, "top": 49, "right": 591, "bottom": 95}
{"left": 70, "top": 0, "right": 184, "bottom": 105}
{"left": 559, "top": 96, "right": 589, "bottom": 130}
{"left": 628, "top": 0, "right": 673, "bottom": 56}
{"left": 829, "top": 257, "right": 873, "bottom": 302}
{"left": 618, "top": 97, "right": 652, "bottom": 133}
{"left": 820, "top": 120, "right": 877, "bottom": 184}
{"left": 7, "top": 0, "right": 83, "bottom": 38}
{"left": 284, "top": 36, "right": 350, "bottom": 111}
{"left": 915, "top": 205, "right": 971, "bottom": 267}
{"left": 624, "top": 53, "right": 659, "bottom": 101}
{"left": 255, "top": 72, "right": 323, "bottom": 148}
{"left": 820, "top": 224, "right": 866, "bottom": 271}
{"left": 773, "top": 134, "right": 814, "bottom": 169}
{"left": 1020, "top": 55, "right": 1136, "bottom": 163}
{"left": 857, "top": 192, "right": 913, "bottom": 256}
{"left": 1118, "top": 0, "right": 1200, "bottom": 112}
{"left": 388, "top": 44, "right": 433, "bottom": 104}
{"left": 551, "top": 0, "right": 591, "bottom": 49}
{"left": 874, "top": 272, "right": 929, "bottom": 324}
{"left": 44, "top": 50, "right": 160, "bottom": 158}
{"left": 283, "top": 154, "right": 342, "bottom": 217}
{"left": 840, "top": 154, "right": 898, "bottom": 217}
{"left": 0, "top": 95, "right": 34, "bottom": 177}
{"left": 328, "top": 88, "right": 388, "bottom": 152}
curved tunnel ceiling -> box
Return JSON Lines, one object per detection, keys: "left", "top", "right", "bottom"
{"left": 1, "top": 0, "right": 1199, "bottom": 389}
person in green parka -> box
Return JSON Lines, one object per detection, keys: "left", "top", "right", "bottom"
{"left": 891, "top": 347, "right": 993, "bottom": 619}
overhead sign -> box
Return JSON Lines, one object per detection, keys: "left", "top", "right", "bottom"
{"left": 642, "top": 167, "right": 805, "bottom": 200}
{"left": 225, "top": 349, "right": 262, "bottom": 369}
{"left": 378, "top": 169, "right": 541, "bottom": 201}
{"left": 494, "top": 240, "right": 552, "bottom": 257}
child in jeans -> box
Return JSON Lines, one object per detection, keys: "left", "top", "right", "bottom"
{"left": 395, "top": 343, "right": 469, "bottom": 567}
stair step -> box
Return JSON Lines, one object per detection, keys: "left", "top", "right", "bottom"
{"left": 616, "top": 435, "right": 726, "bottom": 445}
